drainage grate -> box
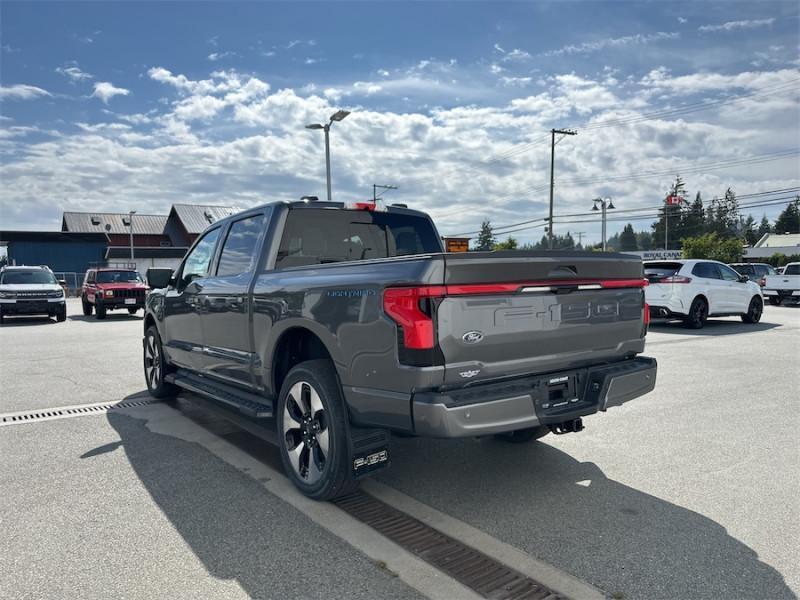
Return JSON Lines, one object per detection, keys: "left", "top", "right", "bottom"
{"left": 0, "top": 398, "right": 161, "bottom": 427}
{"left": 334, "top": 491, "right": 567, "bottom": 600}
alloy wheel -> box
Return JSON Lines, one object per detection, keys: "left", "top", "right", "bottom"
{"left": 282, "top": 381, "right": 329, "bottom": 484}
{"left": 144, "top": 334, "right": 161, "bottom": 390}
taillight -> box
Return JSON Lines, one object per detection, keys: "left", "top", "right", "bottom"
{"left": 660, "top": 275, "right": 692, "bottom": 284}
{"left": 643, "top": 302, "right": 650, "bottom": 330}
{"left": 383, "top": 286, "right": 446, "bottom": 349}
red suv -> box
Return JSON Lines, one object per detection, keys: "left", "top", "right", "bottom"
{"left": 81, "top": 268, "right": 148, "bottom": 319}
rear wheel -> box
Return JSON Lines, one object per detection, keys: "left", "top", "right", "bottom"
{"left": 143, "top": 326, "right": 178, "bottom": 398}
{"left": 81, "top": 295, "right": 92, "bottom": 316}
{"left": 768, "top": 297, "right": 782, "bottom": 306}
{"left": 277, "top": 359, "right": 358, "bottom": 501}
{"left": 683, "top": 297, "right": 708, "bottom": 329}
{"left": 494, "top": 426, "right": 550, "bottom": 443}
{"left": 741, "top": 296, "right": 763, "bottom": 323}
{"left": 95, "top": 300, "right": 107, "bottom": 320}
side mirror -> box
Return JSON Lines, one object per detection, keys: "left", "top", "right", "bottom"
{"left": 146, "top": 268, "right": 174, "bottom": 289}
{"left": 58, "top": 279, "right": 67, "bottom": 286}
{"left": 738, "top": 275, "right": 749, "bottom": 283}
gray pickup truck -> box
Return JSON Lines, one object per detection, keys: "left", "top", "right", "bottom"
{"left": 143, "top": 200, "right": 657, "bottom": 500}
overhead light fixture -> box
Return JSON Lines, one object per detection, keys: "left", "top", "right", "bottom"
{"left": 330, "top": 110, "right": 350, "bottom": 122}
{"left": 305, "top": 123, "right": 324, "bottom": 130}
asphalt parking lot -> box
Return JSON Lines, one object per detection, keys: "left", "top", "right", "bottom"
{"left": 1, "top": 298, "right": 798, "bottom": 599}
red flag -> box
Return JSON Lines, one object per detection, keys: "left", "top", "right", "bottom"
{"left": 665, "top": 195, "right": 683, "bottom": 205}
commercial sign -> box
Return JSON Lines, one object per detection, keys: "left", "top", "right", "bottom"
{"left": 625, "top": 250, "right": 684, "bottom": 260}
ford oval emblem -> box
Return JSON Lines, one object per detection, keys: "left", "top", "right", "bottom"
{"left": 462, "top": 330, "right": 484, "bottom": 344}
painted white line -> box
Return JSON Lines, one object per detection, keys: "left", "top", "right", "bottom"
{"left": 361, "top": 480, "right": 606, "bottom": 600}
{"left": 126, "top": 403, "right": 481, "bottom": 600}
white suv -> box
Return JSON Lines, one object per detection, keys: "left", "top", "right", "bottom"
{"left": 0, "top": 265, "right": 67, "bottom": 324}
{"left": 644, "top": 259, "right": 763, "bottom": 329}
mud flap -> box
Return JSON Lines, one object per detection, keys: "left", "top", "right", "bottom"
{"left": 349, "top": 426, "right": 391, "bottom": 479}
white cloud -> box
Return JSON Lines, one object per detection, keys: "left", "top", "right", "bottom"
{"left": 678, "top": 17, "right": 688, "bottom": 24}
{"left": 503, "top": 48, "right": 531, "bottom": 61}
{"left": 542, "top": 32, "right": 679, "bottom": 57}
{"left": 208, "top": 51, "right": 238, "bottom": 61}
{"left": 91, "top": 82, "right": 130, "bottom": 103}
{"left": 640, "top": 67, "right": 799, "bottom": 94}
{"left": 56, "top": 65, "right": 93, "bottom": 82}
{"left": 0, "top": 84, "right": 51, "bottom": 100}
{"left": 698, "top": 18, "right": 775, "bottom": 33}
{"left": 174, "top": 95, "right": 227, "bottom": 120}
{"left": 500, "top": 76, "right": 532, "bottom": 87}
{"left": 489, "top": 64, "right": 504, "bottom": 74}
{"left": 493, "top": 43, "right": 506, "bottom": 54}
{"left": 304, "top": 58, "right": 320, "bottom": 65}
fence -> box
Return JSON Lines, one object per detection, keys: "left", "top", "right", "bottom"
{"left": 53, "top": 273, "right": 85, "bottom": 297}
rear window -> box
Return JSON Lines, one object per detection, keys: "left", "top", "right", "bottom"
{"left": 785, "top": 264, "right": 800, "bottom": 275}
{"left": 96, "top": 270, "right": 143, "bottom": 283}
{"left": 731, "top": 264, "right": 753, "bottom": 275}
{"left": 275, "top": 208, "right": 442, "bottom": 269}
{"left": 0, "top": 269, "right": 57, "bottom": 285}
{"left": 644, "top": 262, "right": 683, "bottom": 283}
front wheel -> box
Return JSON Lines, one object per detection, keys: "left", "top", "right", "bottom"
{"left": 81, "top": 295, "right": 92, "bottom": 316}
{"left": 56, "top": 305, "right": 67, "bottom": 322}
{"left": 768, "top": 297, "right": 782, "bottom": 306}
{"left": 741, "top": 296, "right": 763, "bottom": 323}
{"left": 95, "top": 300, "right": 107, "bottom": 320}
{"left": 683, "top": 297, "right": 708, "bottom": 329}
{"left": 277, "top": 359, "right": 358, "bottom": 501}
{"left": 494, "top": 426, "right": 550, "bottom": 443}
{"left": 143, "top": 326, "right": 178, "bottom": 398}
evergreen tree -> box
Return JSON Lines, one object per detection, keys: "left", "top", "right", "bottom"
{"left": 741, "top": 215, "right": 758, "bottom": 246}
{"left": 619, "top": 224, "right": 638, "bottom": 251}
{"left": 682, "top": 191, "right": 705, "bottom": 239}
{"left": 474, "top": 220, "right": 496, "bottom": 251}
{"left": 636, "top": 231, "right": 653, "bottom": 250}
{"left": 719, "top": 187, "right": 740, "bottom": 236}
{"left": 757, "top": 215, "right": 772, "bottom": 238}
{"left": 652, "top": 174, "right": 688, "bottom": 249}
{"left": 773, "top": 196, "right": 800, "bottom": 234}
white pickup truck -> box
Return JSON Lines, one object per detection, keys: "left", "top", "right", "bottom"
{"left": 763, "top": 262, "right": 800, "bottom": 305}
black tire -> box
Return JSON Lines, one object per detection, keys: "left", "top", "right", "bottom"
{"left": 143, "top": 326, "right": 178, "bottom": 398}
{"left": 128, "top": 307, "right": 138, "bottom": 315}
{"left": 56, "top": 305, "right": 67, "bottom": 322}
{"left": 683, "top": 297, "right": 708, "bottom": 329}
{"left": 0, "top": 310, "right": 4, "bottom": 325}
{"left": 768, "top": 297, "right": 782, "bottom": 306}
{"left": 277, "top": 359, "right": 358, "bottom": 501}
{"left": 81, "top": 295, "right": 92, "bottom": 316}
{"left": 494, "top": 426, "right": 550, "bottom": 443}
{"left": 741, "top": 296, "right": 763, "bottom": 323}
{"left": 95, "top": 300, "right": 107, "bottom": 320}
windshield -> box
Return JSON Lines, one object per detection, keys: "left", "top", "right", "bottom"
{"left": 96, "top": 270, "right": 143, "bottom": 283}
{"left": 0, "top": 270, "right": 58, "bottom": 285}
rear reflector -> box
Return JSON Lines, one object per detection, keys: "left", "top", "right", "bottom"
{"left": 644, "top": 302, "right": 651, "bottom": 328}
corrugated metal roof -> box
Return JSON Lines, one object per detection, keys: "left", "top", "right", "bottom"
{"left": 62, "top": 212, "right": 168, "bottom": 235}
{"left": 170, "top": 204, "right": 242, "bottom": 234}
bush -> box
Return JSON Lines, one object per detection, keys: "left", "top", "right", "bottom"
{"left": 681, "top": 233, "right": 744, "bottom": 263}
{"left": 765, "top": 253, "right": 800, "bottom": 267}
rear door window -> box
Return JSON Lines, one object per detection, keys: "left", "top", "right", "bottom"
{"left": 216, "top": 213, "right": 266, "bottom": 277}
{"left": 274, "top": 208, "right": 441, "bottom": 269}
{"left": 692, "top": 262, "right": 721, "bottom": 279}
{"left": 785, "top": 264, "right": 800, "bottom": 275}
{"left": 644, "top": 262, "right": 683, "bottom": 283}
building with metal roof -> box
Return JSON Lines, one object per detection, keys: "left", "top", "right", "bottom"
{"left": 167, "top": 204, "right": 242, "bottom": 244}
{"left": 744, "top": 233, "right": 800, "bottom": 260}
{"left": 61, "top": 212, "right": 168, "bottom": 235}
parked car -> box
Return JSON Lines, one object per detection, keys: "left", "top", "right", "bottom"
{"left": 762, "top": 262, "right": 800, "bottom": 305}
{"left": 729, "top": 262, "right": 777, "bottom": 287}
{"left": 82, "top": 268, "right": 148, "bottom": 319}
{"left": 644, "top": 259, "right": 763, "bottom": 328}
{"left": 0, "top": 265, "right": 67, "bottom": 324}
{"left": 143, "top": 200, "right": 657, "bottom": 500}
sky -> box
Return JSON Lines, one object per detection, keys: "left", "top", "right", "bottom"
{"left": 1, "top": 1, "right": 799, "bottom": 247}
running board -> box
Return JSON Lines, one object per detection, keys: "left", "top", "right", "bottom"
{"left": 166, "top": 370, "right": 273, "bottom": 418}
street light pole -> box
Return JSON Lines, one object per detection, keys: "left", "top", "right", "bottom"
{"left": 128, "top": 210, "right": 136, "bottom": 262}
{"left": 592, "top": 198, "right": 615, "bottom": 251}
{"left": 306, "top": 110, "right": 351, "bottom": 202}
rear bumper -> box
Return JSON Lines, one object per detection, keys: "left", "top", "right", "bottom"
{"left": 648, "top": 303, "right": 686, "bottom": 319}
{"left": 412, "top": 357, "right": 657, "bottom": 438}
{"left": 763, "top": 289, "right": 800, "bottom": 297}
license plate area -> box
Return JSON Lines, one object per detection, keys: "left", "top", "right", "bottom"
{"left": 532, "top": 369, "right": 597, "bottom": 424}
{"left": 124, "top": 298, "right": 137, "bottom": 305}
{"left": 541, "top": 375, "right": 578, "bottom": 410}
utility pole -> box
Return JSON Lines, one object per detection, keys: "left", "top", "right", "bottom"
{"left": 548, "top": 128, "right": 577, "bottom": 248}
{"left": 128, "top": 210, "right": 136, "bottom": 263}
{"left": 373, "top": 183, "right": 398, "bottom": 202}
{"left": 575, "top": 231, "right": 586, "bottom": 248}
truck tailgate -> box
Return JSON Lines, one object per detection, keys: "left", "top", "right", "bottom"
{"left": 437, "top": 251, "right": 647, "bottom": 386}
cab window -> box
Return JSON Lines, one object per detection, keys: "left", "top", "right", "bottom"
{"left": 180, "top": 228, "right": 221, "bottom": 287}
{"left": 216, "top": 213, "right": 266, "bottom": 277}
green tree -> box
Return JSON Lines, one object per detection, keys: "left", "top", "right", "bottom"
{"left": 474, "top": 220, "right": 496, "bottom": 251}
{"left": 494, "top": 236, "right": 518, "bottom": 250}
{"left": 682, "top": 191, "right": 705, "bottom": 238}
{"left": 773, "top": 196, "right": 800, "bottom": 234}
{"left": 757, "top": 215, "right": 772, "bottom": 239}
{"left": 652, "top": 175, "right": 688, "bottom": 249}
{"left": 682, "top": 233, "right": 743, "bottom": 263}
{"left": 619, "top": 224, "right": 638, "bottom": 251}
{"left": 636, "top": 231, "right": 653, "bottom": 250}
{"left": 741, "top": 215, "right": 758, "bottom": 246}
